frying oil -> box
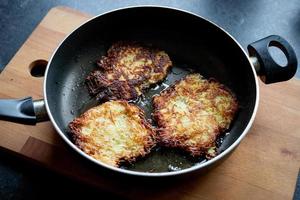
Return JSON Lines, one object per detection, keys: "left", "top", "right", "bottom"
{"left": 70, "top": 60, "right": 228, "bottom": 173}
{"left": 123, "top": 64, "right": 216, "bottom": 172}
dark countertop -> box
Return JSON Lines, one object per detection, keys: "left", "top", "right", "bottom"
{"left": 0, "top": 0, "right": 299, "bottom": 199}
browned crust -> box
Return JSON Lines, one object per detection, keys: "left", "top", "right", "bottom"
{"left": 85, "top": 70, "right": 139, "bottom": 100}
{"left": 152, "top": 74, "right": 238, "bottom": 158}
{"left": 86, "top": 41, "right": 172, "bottom": 101}
{"left": 68, "top": 100, "right": 156, "bottom": 167}
{"left": 153, "top": 85, "right": 217, "bottom": 156}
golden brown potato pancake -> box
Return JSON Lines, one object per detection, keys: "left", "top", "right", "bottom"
{"left": 69, "top": 100, "right": 156, "bottom": 167}
{"left": 86, "top": 41, "right": 172, "bottom": 101}
{"left": 153, "top": 73, "right": 238, "bottom": 158}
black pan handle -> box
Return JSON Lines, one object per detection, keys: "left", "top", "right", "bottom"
{"left": 247, "top": 35, "right": 297, "bottom": 84}
{"left": 0, "top": 97, "right": 49, "bottom": 125}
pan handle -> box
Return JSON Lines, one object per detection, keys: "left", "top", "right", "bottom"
{"left": 0, "top": 97, "right": 49, "bottom": 125}
{"left": 248, "top": 35, "right": 297, "bottom": 84}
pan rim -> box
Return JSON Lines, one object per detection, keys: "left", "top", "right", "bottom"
{"left": 44, "top": 5, "right": 259, "bottom": 177}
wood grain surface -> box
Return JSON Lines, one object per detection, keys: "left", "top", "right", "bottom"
{"left": 0, "top": 6, "right": 299, "bottom": 200}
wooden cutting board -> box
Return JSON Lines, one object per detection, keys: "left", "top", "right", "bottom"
{"left": 0, "top": 6, "right": 299, "bottom": 200}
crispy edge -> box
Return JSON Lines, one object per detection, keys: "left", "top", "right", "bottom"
{"left": 152, "top": 75, "right": 238, "bottom": 157}
{"left": 86, "top": 41, "right": 172, "bottom": 101}
{"left": 85, "top": 70, "right": 139, "bottom": 101}
{"left": 68, "top": 100, "right": 157, "bottom": 167}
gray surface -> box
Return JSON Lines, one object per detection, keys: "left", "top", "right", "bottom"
{"left": 1, "top": 0, "right": 300, "bottom": 77}
{"left": 295, "top": 170, "right": 300, "bottom": 200}
{"left": 0, "top": 0, "right": 299, "bottom": 199}
{"left": 0, "top": 151, "right": 123, "bottom": 200}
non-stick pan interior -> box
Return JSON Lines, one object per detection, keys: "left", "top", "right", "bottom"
{"left": 46, "top": 7, "right": 257, "bottom": 172}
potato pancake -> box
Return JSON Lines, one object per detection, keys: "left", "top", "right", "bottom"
{"left": 69, "top": 100, "right": 156, "bottom": 167}
{"left": 86, "top": 41, "right": 172, "bottom": 101}
{"left": 153, "top": 73, "right": 238, "bottom": 158}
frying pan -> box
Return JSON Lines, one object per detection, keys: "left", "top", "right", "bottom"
{"left": 0, "top": 6, "right": 297, "bottom": 177}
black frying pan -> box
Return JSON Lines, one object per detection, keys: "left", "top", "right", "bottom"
{"left": 0, "top": 6, "right": 297, "bottom": 176}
